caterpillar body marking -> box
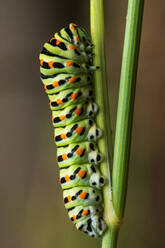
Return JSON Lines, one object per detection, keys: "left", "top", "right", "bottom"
{"left": 39, "top": 23, "right": 106, "bottom": 238}
{"left": 41, "top": 73, "right": 91, "bottom": 95}
{"left": 52, "top": 102, "right": 98, "bottom": 128}
{"left": 56, "top": 141, "right": 102, "bottom": 168}
{"left": 48, "top": 85, "right": 93, "bottom": 111}
{"left": 54, "top": 119, "right": 102, "bottom": 146}
{"left": 60, "top": 163, "right": 105, "bottom": 190}
{"left": 63, "top": 186, "right": 103, "bottom": 208}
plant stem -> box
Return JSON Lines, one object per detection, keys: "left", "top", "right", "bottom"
{"left": 112, "top": 0, "right": 144, "bottom": 222}
{"left": 90, "top": 0, "right": 144, "bottom": 247}
{"left": 90, "top": 0, "right": 119, "bottom": 247}
{"left": 102, "top": 226, "right": 119, "bottom": 248}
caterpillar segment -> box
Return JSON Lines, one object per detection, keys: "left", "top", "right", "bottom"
{"left": 54, "top": 119, "right": 102, "bottom": 147}
{"left": 56, "top": 142, "right": 102, "bottom": 168}
{"left": 59, "top": 163, "right": 105, "bottom": 190}
{"left": 44, "top": 32, "right": 90, "bottom": 63}
{"left": 68, "top": 205, "right": 103, "bottom": 223}
{"left": 76, "top": 215, "right": 106, "bottom": 238}
{"left": 40, "top": 53, "right": 97, "bottom": 76}
{"left": 59, "top": 23, "right": 92, "bottom": 48}
{"left": 63, "top": 186, "right": 103, "bottom": 208}
{"left": 41, "top": 73, "right": 91, "bottom": 95}
{"left": 39, "top": 23, "right": 106, "bottom": 238}
{"left": 52, "top": 102, "right": 98, "bottom": 128}
{"left": 43, "top": 36, "right": 85, "bottom": 63}
{"left": 48, "top": 85, "right": 93, "bottom": 111}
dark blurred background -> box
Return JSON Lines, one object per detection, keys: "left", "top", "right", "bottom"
{"left": 1, "top": 0, "right": 165, "bottom": 247}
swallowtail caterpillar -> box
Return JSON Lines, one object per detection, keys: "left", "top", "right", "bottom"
{"left": 39, "top": 23, "right": 106, "bottom": 238}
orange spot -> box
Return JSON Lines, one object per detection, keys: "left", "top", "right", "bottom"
{"left": 48, "top": 61, "right": 54, "bottom": 68}
{"left": 75, "top": 126, "right": 83, "bottom": 134}
{"left": 61, "top": 133, "right": 66, "bottom": 140}
{"left": 50, "top": 37, "right": 55, "bottom": 43}
{"left": 70, "top": 24, "right": 76, "bottom": 31}
{"left": 78, "top": 170, "right": 86, "bottom": 178}
{"left": 69, "top": 77, "right": 77, "bottom": 84}
{"left": 75, "top": 108, "right": 81, "bottom": 116}
{"left": 65, "top": 175, "right": 70, "bottom": 182}
{"left": 54, "top": 135, "right": 56, "bottom": 141}
{"left": 59, "top": 115, "right": 66, "bottom": 121}
{"left": 56, "top": 40, "right": 61, "bottom": 45}
{"left": 71, "top": 93, "right": 78, "bottom": 100}
{"left": 52, "top": 81, "right": 59, "bottom": 88}
{"left": 73, "top": 215, "right": 77, "bottom": 221}
{"left": 56, "top": 99, "right": 63, "bottom": 105}
{"left": 80, "top": 192, "right": 86, "bottom": 199}
{"left": 66, "top": 61, "right": 73, "bottom": 67}
{"left": 69, "top": 44, "right": 76, "bottom": 50}
{"left": 49, "top": 100, "right": 52, "bottom": 106}
{"left": 44, "top": 84, "right": 47, "bottom": 90}
{"left": 82, "top": 210, "right": 88, "bottom": 216}
{"left": 71, "top": 23, "right": 77, "bottom": 28}
{"left": 75, "top": 35, "right": 80, "bottom": 42}
{"left": 68, "top": 195, "right": 72, "bottom": 202}
{"left": 56, "top": 155, "right": 58, "bottom": 161}
{"left": 76, "top": 148, "right": 83, "bottom": 156}
{"left": 62, "top": 153, "right": 67, "bottom": 160}
{"left": 40, "top": 59, "right": 44, "bottom": 66}
{"left": 52, "top": 115, "right": 54, "bottom": 122}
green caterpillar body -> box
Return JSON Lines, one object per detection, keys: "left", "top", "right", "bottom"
{"left": 60, "top": 163, "right": 104, "bottom": 190}
{"left": 54, "top": 119, "right": 101, "bottom": 146}
{"left": 48, "top": 85, "right": 93, "bottom": 111}
{"left": 39, "top": 23, "right": 106, "bottom": 238}
{"left": 52, "top": 101, "right": 98, "bottom": 128}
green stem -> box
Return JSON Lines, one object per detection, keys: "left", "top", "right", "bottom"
{"left": 112, "top": 0, "right": 144, "bottom": 222}
{"left": 90, "top": 0, "right": 144, "bottom": 247}
{"left": 102, "top": 226, "right": 119, "bottom": 248}
{"left": 90, "top": 0, "right": 119, "bottom": 247}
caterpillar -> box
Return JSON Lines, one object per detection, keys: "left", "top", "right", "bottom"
{"left": 39, "top": 23, "right": 106, "bottom": 238}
